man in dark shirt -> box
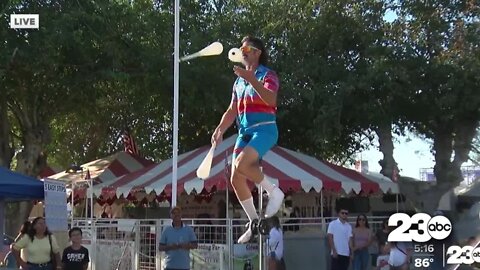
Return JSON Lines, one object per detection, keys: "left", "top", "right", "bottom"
{"left": 62, "top": 227, "right": 89, "bottom": 270}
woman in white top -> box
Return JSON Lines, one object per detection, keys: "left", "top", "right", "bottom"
{"left": 267, "top": 216, "right": 285, "bottom": 270}
{"left": 387, "top": 242, "right": 412, "bottom": 270}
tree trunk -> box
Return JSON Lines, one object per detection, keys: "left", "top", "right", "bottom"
{"left": 431, "top": 121, "right": 478, "bottom": 214}
{"left": 376, "top": 123, "right": 398, "bottom": 180}
{"left": 0, "top": 94, "right": 13, "bottom": 167}
{"left": 5, "top": 125, "right": 51, "bottom": 236}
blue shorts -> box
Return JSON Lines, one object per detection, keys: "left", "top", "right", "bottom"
{"left": 234, "top": 124, "right": 278, "bottom": 159}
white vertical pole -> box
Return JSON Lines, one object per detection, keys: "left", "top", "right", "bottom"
{"left": 90, "top": 179, "right": 94, "bottom": 219}
{"left": 85, "top": 190, "right": 88, "bottom": 218}
{"left": 225, "top": 151, "right": 230, "bottom": 270}
{"left": 258, "top": 166, "right": 264, "bottom": 270}
{"left": 71, "top": 182, "right": 75, "bottom": 224}
{"left": 320, "top": 190, "right": 325, "bottom": 232}
{"left": 172, "top": 0, "right": 180, "bottom": 208}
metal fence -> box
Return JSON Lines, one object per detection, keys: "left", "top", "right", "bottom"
{"left": 71, "top": 216, "right": 389, "bottom": 270}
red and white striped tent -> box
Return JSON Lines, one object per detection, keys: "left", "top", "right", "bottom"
{"left": 93, "top": 136, "right": 398, "bottom": 198}
{"left": 49, "top": 151, "right": 154, "bottom": 198}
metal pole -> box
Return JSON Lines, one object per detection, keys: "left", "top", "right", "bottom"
{"left": 321, "top": 190, "right": 325, "bottom": 232}
{"left": 71, "top": 182, "right": 75, "bottom": 224}
{"left": 396, "top": 193, "right": 399, "bottom": 213}
{"left": 90, "top": 179, "right": 94, "bottom": 219}
{"left": 226, "top": 151, "right": 230, "bottom": 220}
{"left": 172, "top": 0, "right": 180, "bottom": 207}
{"left": 226, "top": 151, "right": 233, "bottom": 270}
{"left": 83, "top": 171, "right": 88, "bottom": 218}
{"left": 85, "top": 190, "right": 88, "bottom": 218}
{"left": 258, "top": 183, "right": 264, "bottom": 270}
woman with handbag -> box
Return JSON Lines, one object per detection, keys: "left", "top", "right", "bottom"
{"left": 387, "top": 242, "right": 412, "bottom": 270}
{"left": 12, "top": 217, "right": 61, "bottom": 270}
{"left": 267, "top": 216, "right": 286, "bottom": 270}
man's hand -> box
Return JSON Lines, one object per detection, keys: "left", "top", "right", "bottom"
{"left": 233, "top": 65, "right": 256, "bottom": 84}
{"left": 211, "top": 128, "right": 223, "bottom": 145}
{"left": 332, "top": 250, "right": 338, "bottom": 259}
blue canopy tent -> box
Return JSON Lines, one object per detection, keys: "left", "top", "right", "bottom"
{"left": 0, "top": 166, "right": 44, "bottom": 252}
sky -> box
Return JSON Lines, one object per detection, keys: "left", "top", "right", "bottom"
{"left": 359, "top": 133, "right": 435, "bottom": 179}
{"left": 358, "top": 10, "right": 477, "bottom": 180}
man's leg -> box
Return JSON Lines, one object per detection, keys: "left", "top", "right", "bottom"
{"left": 231, "top": 137, "right": 259, "bottom": 243}
{"left": 341, "top": 255, "right": 351, "bottom": 270}
{"left": 231, "top": 166, "right": 259, "bottom": 243}
{"left": 330, "top": 256, "right": 339, "bottom": 270}
{"left": 235, "top": 147, "right": 284, "bottom": 217}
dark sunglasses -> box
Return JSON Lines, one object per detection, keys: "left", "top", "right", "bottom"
{"left": 340, "top": 211, "right": 348, "bottom": 215}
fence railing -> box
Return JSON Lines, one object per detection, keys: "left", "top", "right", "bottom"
{"left": 71, "top": 216, "right": 389, "bottom": 270}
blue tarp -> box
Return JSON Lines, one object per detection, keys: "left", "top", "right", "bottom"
{"left": 0, "top": 166, "right": 44, "bottom": 200}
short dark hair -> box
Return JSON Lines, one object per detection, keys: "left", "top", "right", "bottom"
{"left": 269, "top": 216, "right": 281, "bottom": 230}
{"left": 69, "top": 227, "right": 83, "bottom": 237}
{"left": 241, "top": 35, "right": 268, "bottom": 66}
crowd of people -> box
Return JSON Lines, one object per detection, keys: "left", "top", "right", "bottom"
{"left": 3, "top": 206, "right": 479, "bottom": 270}
{"left": 1, "top": 217, "right": 89, "bottom": 270}
{"left": 327, "top": 207, "right": 415, "bottom": 270}
{"left": 327, "top": 208, "right": 479, "bottom": 270}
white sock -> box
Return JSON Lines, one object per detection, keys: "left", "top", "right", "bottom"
{"left": 259, "top": 175, "right": 275, "bottom": 195}
{"left": 240, "top": 197, "right": 259, "bottom": 221}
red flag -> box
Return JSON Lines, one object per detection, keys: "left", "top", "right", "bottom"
{"left": 123, "top": 129, "right": 139, "bottom": 155}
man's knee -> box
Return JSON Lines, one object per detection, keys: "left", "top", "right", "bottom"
{"left": 234, "top": 155, "right": 256, "bottom": 175}
{"left": 230, "top": 169, "right": 245, "bottom": 187}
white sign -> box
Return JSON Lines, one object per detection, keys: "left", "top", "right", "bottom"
{"left": 190, "top": 243, "right": 227, "bottom": 269}
{"left": 44, "top": 179, "right": 68, "bottom": 231}
{"left": 233, "top": 243, "right": 259, "bottom": 258}
{"left": 10, "top": 14, "right": 39, "bottom": 29}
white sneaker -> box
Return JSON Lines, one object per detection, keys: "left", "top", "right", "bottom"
{"left": 265, "top": 187, "right": 285, "bottom": 217}
{"left": 238, "top": 227, "right": 253, "bottom": 243}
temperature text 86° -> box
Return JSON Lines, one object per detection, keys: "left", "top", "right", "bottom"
{"left": 414, "top": 258, "right": 434, "bottom": 268}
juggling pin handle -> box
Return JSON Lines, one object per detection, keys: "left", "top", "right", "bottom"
{"left": 180, "top": 53, "right": 200, "bottom": 62}
{"left": 180, "top": 42, "right": 224, "bottom": 62}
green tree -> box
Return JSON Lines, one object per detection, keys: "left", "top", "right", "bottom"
{"left": 0, "top": 0, "right": 171, "bottom": 234}
{"left": 388, "top": 0, "right": 480, "bottom": 212}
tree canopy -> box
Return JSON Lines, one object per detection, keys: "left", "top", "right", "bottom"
{"left": 1, "top": 0, "right": 479, "bottom": 232}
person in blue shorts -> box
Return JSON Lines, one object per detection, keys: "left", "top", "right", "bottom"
{"left": 212, "top": 35, "right": 285, "bottom": 243}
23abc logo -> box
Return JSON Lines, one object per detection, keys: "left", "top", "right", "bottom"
{"left": 447, "top": 245, "right": 480, "bottom": 265}
{"left": 388, "top": 213, "right": 452, "bottom": 243}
